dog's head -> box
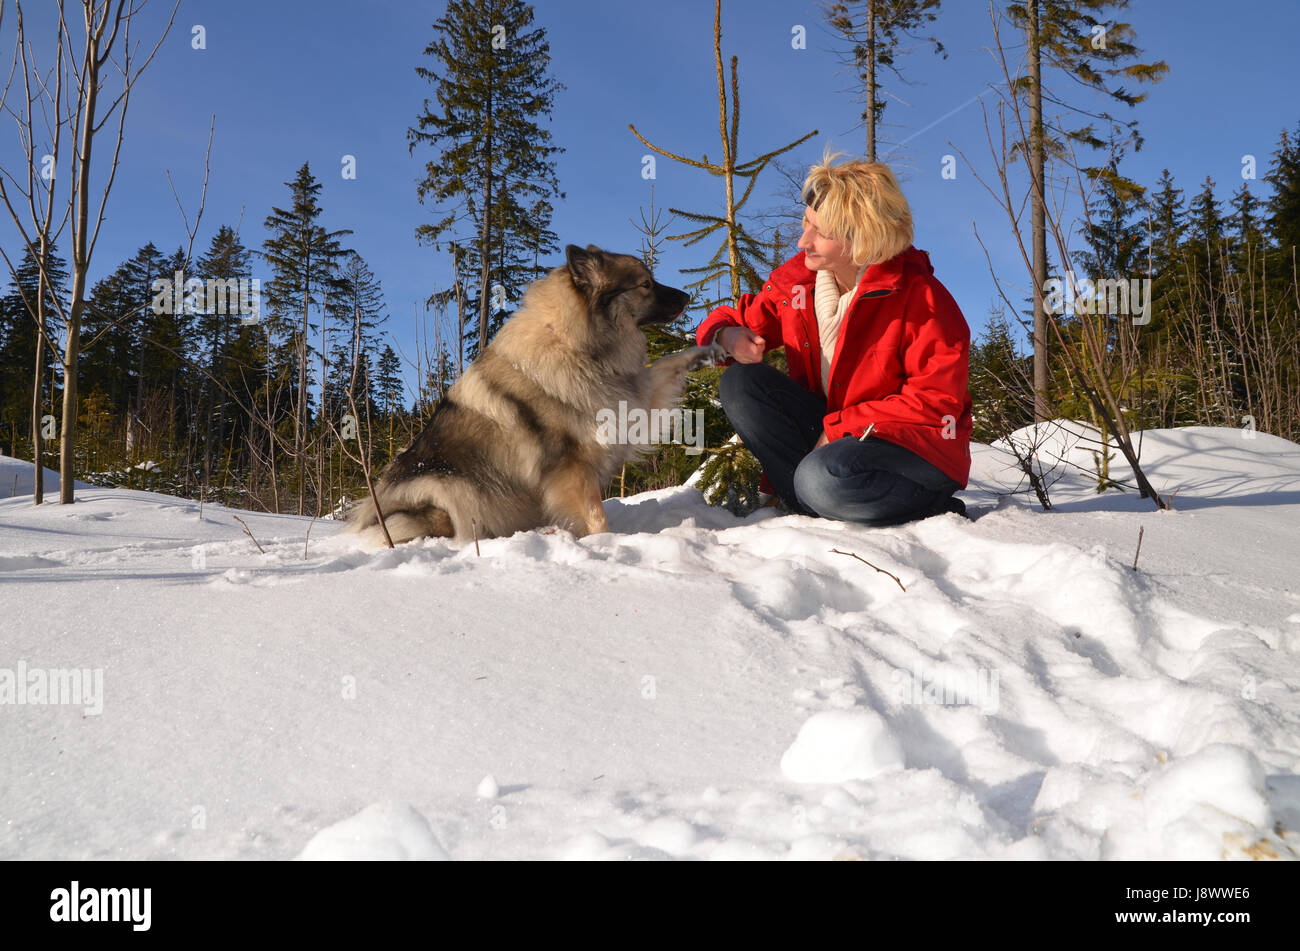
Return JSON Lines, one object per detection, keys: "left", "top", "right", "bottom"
{"left": 565, "top": 244, "right": 690, "bottom": 329}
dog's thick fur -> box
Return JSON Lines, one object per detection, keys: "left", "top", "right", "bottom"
{"left": 348, "top": 244, "right": 725, "bottom": 545}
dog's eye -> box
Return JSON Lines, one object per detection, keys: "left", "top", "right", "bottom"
{"left": 640, "top": 281, "right": 652, "bottom": 291}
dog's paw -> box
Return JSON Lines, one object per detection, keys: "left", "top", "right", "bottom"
{"left": 689, "top": 341, "right": 730, "bottom": 370}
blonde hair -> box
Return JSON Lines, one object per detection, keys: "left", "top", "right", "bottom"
{"left": 801, "top": 149, "right": 914, "bottom": 267}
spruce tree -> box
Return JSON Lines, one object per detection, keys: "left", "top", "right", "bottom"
{"left": 630, "top": 0, "right": 817, "bottom": 312}
{"left": 1188, "top": 176, "right": 1224, "bottom": 247}
{"left": 1264, "top": 125, "right": 1300, "bottom": 255}
{"left": 324, "top": 252, "right": 388, "bottom": 423}
{"left": 194, "top": 226, "right": 256, "bottom": 479}
{"left": 1076, "top": 149, "right": 1144, "bottom": 283}
{"left": 0, "top": 244, "right": 66, "bottom": 436}
{"left": 826, "top": 0, "right": 946, "bottom": 161}
{"left": 261, "top": 162, "right": 352, "bottom": 512}
{"left": 1229, "top": 183, "right": 1261, "bottom": 246}
{"left": 1227, "top": 182, "right": 1264, "bottom": 293}
{"left": 968, "top": 304, "right": 1033, "bottom": 442}
{"left": 375, "top": 344, "right": 404, "bottom": 417}
{"left": 409, "top": 0, "right": 565, "bottom": 358}
{"left": 81, "top": 261, "right": 133, "bottom": 411}
{"left": 1147, "top": 169, "right": 1185, "bottom": 290}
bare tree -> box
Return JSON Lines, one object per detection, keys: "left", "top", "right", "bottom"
{"left": 0, "top": 3, "right": 71, "bottom": 503}
{"left": 0, "top": 0, "right": 180, "bottom": 504}
{"left": 955, "top": 4, "right": 1165, "bottom": 508}
{"left": 1004, "top": 0, "right": 1167, "bottom": 422}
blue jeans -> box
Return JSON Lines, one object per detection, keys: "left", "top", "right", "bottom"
{"left": 718, "top": 362, "right": 962, "bottom": 526}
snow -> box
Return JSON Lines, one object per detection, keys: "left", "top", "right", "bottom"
{"left": 780, "top": 709, "right": 904, "bottom": 783}
{"left": 1, "top": 423, "right": 1298, "bottom": 861}
{"left": 298, "top": 802, "right": 450, "bottom": 861}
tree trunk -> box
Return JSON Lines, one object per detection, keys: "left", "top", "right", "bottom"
{"left": 59, "top": 300, "right": 82, "bottom": 505}
{"left": 715, "top": 1, "right": 739, "bottom": 303}
{"left": 478, "top": 75, "right": 494, "bottom": 357}
{"left": 1028, "top": 0, "right": 1051, "bottom": 422}
{"left": 456, "top": 279, "right": 465, "bottom": 378}
{"left": 297, "top": 244, "right": 311, "bottom": 515}
{"left": 30, "top": 304, "right": 44, "bottom": 504}
{"left": 31, "top": 231, "right": 49, "bottom": 503}
{"left": 866, "top": 0, "right": 877, "bottom": 162}
{"left": 60, "top": 17, "right": 106, "bottom": 506}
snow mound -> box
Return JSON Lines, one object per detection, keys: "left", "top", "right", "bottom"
{"left": 297, "top": 802, "right": 450, "bottom": 861}
{"left": 0, "top": 453, "right": 91, "bottom": 496}
{"left": 1102, "top": 745, "right": 1274, "bottom": 860}
{"left": 781, "top": 709, "right": 905, "bottom": 783}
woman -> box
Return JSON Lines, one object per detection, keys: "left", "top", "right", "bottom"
{"left": 695, "top": 153, "right": 973, "bottom": 525}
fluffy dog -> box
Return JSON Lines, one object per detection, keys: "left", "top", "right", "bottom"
{"left": 348, "top": 244, "right": 724, "bottom": 545}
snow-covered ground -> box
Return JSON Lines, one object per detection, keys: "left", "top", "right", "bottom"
{"left": 1, "top": 424, "right": 1298, "bottom": 860}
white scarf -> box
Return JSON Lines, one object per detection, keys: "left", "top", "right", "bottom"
{"left": 814, "top": 265, "right": 867, "bottom": 396}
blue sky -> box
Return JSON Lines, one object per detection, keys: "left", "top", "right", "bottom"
{"left": 3, "top": 0, "right": 1297, "bottom": 387}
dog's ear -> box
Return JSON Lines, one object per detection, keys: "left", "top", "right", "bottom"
{"left": 566, "top": 244, "right": 607, "bottom": 292}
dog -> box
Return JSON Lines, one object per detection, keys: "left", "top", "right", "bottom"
{"left": 347, "top": 244, "right": 726, "bottom": 545}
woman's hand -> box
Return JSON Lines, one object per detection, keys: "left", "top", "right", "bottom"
{"left": 812, "top": 432, "right": 829, "bottom": 451}
{"left": 716, "top": 325, "right": 766, "bottom": 364}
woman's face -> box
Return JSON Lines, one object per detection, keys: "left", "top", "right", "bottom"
{"left": 797, "top": 205, "right": 856, "bottom": 273}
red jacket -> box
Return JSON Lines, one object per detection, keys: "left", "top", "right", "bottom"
{"left": 696, "top": 247, "right": 973, "bottom": 487}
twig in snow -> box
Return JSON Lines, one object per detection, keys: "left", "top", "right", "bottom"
{"left": 1132, "top": 526, "right": 1144, "bottom": 571}
{"left": 232, "top": 514, "right": 266, "bottom": 554}
{"left": 472, "top": 518, "right": 481, "bottom": 557}
{"left": 829, "top": 548, "right": 906, "bottom": 592}
{"left": 304, "top": 513, "right": 318, "bottom": 559}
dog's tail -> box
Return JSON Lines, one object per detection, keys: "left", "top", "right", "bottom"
{"left": 346, "top": 490, "right": 455, "bottom": 545}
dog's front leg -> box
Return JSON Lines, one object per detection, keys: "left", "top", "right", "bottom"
{"left": 543, "top": 463, "right": 609, "bottom": 537}
{"left": 644, "top": 342, "right": 728, "bottom": 408}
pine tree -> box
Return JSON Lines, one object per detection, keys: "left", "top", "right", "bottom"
{"left": 1226, "top": 181, "right": 1264, "bottom": 297}
{"left": 143, "top": 245, "right": 195, "bottom": 439}
{"left": 375, "top": 344, "right": 403, "bottom": 417}
{"left": 194, "top": 226, "right": 256, "bottom": 479}
{"left": 969, "top": 304, "right": 1033, "bottom": 442}
{"left": 629, "top": 0, "right": 817, "bottom": 311}
{"left": 695, "top": 439, "right": 764, "bottom": 515}
{"left": 1188, "top": 176, "right": 1224, "bottom": 247}
{"left": 1264, "top": 125, "right": 1300, "bottom": 255}
{"left": 261, "top": 162, "right": 352, "bottom": 513}
{"left": 1229, "top": 183, "right": 1261, "bottom": 246}
{"left": 0, "top": 244, "right": 66, "bottom": 438}
{"left": 409, "top": 0, "right": 565, "bottom": 358}
{"left": 324, "top": 252, "right": 388, "bottom": 424}
{"left": 1076, "top": 148, "right": 1145, "bottom": 283}
{"left": 81, "top": 260, "right": 133, "bottom": 412}
{"left": 106, "top": 243, "right": 171, "bottom": 418}
{"left": 826, "top": 0, "right": 946, "bottom": 161}
{"left": 1146, "top": 168, "right": 1185, "bottom": 295}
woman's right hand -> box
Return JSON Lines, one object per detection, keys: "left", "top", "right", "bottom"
{"left": 716, "top": 325, "right": 766, "bottom": 364}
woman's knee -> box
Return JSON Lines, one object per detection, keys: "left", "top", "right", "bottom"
{"left": 791, "top": 451, "right": 841, "bottom": 517}
{"left": 793, "top": 448, "right": 926, "bottom": 523}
